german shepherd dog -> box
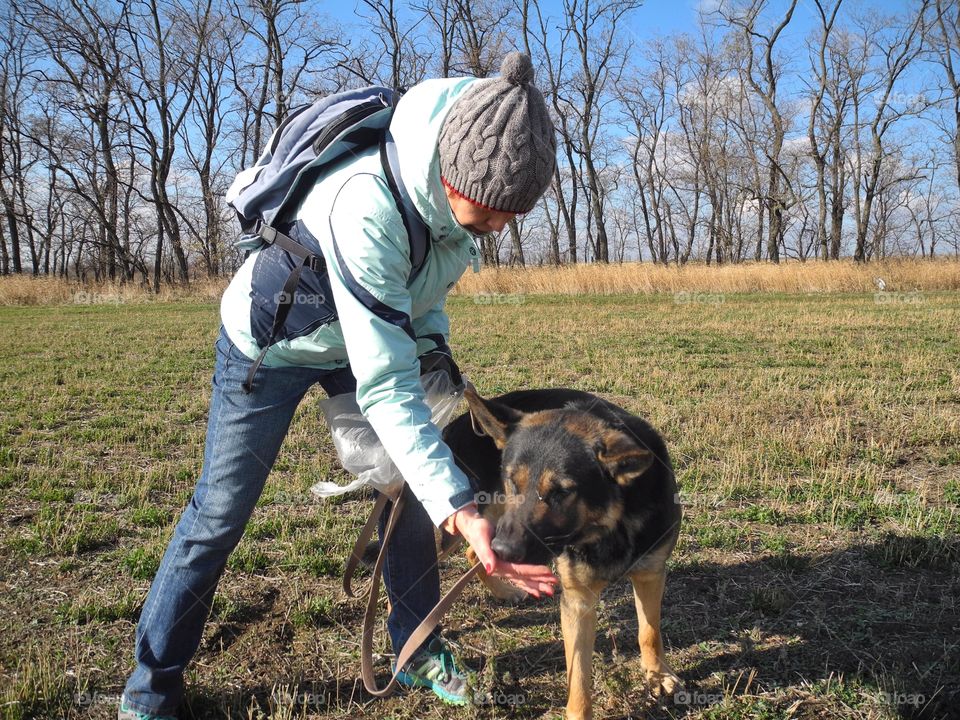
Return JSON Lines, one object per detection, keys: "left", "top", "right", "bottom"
{"left": 442, "top": 387, "right": 683, "bottom": 720}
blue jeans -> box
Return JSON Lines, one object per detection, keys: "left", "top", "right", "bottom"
{"left": 122, "top": 328, "right": 441, "bottom": 715}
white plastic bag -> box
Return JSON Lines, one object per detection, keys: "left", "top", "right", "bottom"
{"left": 310, "top": 370, "right": 466, "bottom": 501}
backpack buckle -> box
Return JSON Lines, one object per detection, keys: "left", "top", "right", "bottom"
{"left": 259, "top": 224, "right": 277, "bottom": 244}
{"left": 307, "top": 255, "right": 325, "bottom": 273}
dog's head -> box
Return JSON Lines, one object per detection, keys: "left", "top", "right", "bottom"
{"left": 464, "top": 387, "right": 655, "bottom": 565}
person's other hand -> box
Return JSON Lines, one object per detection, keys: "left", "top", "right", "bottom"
{"left": 444, "top": 504, "right": 558, "bottom": 598}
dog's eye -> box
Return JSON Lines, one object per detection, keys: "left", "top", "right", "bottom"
{"left": 535, "top": 486, "right": 571, "bottom": 503}
{"left": 548, "top": 486, "right": 571, "bottom": 502}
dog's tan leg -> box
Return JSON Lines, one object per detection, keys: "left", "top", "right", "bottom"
{"left": 558, "top": 569, "right": 604, "bottom": 720}
{"left": 629, "top": 569, "right": 680, "bottom": 697}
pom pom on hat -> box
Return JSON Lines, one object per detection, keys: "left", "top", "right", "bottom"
{"left": 500, "top": 52, "right": 534, "bottom": 86}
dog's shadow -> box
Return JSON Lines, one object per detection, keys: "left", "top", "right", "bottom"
{"left": 467, "top": 535, "right": 958, "bottom": 720}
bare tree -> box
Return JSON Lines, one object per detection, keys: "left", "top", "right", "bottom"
{"left": 844, "top": 3, "right": 928, "bottom": 262}
{"left": 806, "top": 0, "right": 843, "bottom": 260}
{"left": 450, "top": 0, "right": 509, "bottom": 77}
{"left": 930, "top": 0, "right": 960, "bottom": 197}
{"left": 23, "top": 0, "right": 136, "bottom": 281}
{"left": 122, "top": 0, "right": 204, "bottom": 287}
{"left": 179, "top": 0, "right": 240, "bottom": 277}
{"left": 0, "top": 5, "right": 32, "bottom": 274}
{"left": 230, "top": 0, "right": 343, "bottom": 166}
{"left": 416, "top": 0, "right": 458, "bottom": 77}
{"left": 669, "top": 30, "right": 718, "bottom": 265}
{"left": 348, "top": 0, "right": 430, "bottom": 89}
{"left": 564, "top": 0, "right": 639, "bottom": 262}
{"left": 620, "top": 40, "right": 675, "bottom": 263}
{"left": 440, "top": 0, "right": 510, "bottom": 265}
{"left": 523, "top": 0, "right": 577, "bottom": 263}
{"left": 722, "top": 0, "right": 799, "bottom": 263}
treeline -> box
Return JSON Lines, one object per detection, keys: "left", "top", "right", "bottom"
{"left": 1, "top": 0, "right": 959, "bottom": 286}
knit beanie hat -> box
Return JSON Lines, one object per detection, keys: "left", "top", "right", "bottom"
{"left": 438, "top": 52, "right": 557, "bottom": 214}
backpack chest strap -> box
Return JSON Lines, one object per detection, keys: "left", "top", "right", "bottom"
{"left": 259, "top": 224, "right": 325, "bottom": 273}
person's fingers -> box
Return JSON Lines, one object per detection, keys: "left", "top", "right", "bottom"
{"left": 506, "top": 577, "right": 539, "bottom": 597}
{"left": 493, "top": 560, "right": 558, "bottom": 585}
{"left": 453, "top": 510, "right": 559, "bottom": 600}
{"left": 487, "top": 562, "right": 558, "bottom": 600}
{"left": 508, "top": 575, "right": 556, "bottom": 593}
{"left": 458, "top": 514, "right": 498, "bottom": 574}
{"left": 504, "top": 577, "right": 554, "bottom": 598}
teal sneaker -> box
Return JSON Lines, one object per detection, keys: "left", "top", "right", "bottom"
{"left": 117, "top": 696, "right": 178, "bottom": 720}
{"left": 395, "top": 637, "right": 470, "bottom": 705}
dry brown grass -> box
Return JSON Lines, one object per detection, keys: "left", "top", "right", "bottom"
{"left": 2, "top": 259, "right": 958, "bottom": 306}
{"left": 0, "top": 275, "right": 228, "bottom": 306}
{"left": 452, "top": 258, "right": 960, "bottom": 296}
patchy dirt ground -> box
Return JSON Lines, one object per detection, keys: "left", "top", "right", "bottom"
{"left": 2, "top": 293, "right": 958, "bottom": 719}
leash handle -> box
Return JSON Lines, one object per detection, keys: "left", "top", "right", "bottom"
{"left": 343, "top": 492, "right": 390, "bottom": 598}
{"left": 352, "top": 487, "right": 484, "bottom": 697}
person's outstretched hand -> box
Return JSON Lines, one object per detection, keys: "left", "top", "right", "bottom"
{"left": 444, "top": 504, "right": 558, "bottom": 598}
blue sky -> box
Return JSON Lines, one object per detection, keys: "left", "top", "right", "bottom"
{"left": 322, "top": 0, "right": 938, "bottom": 144}
{"left": 325, "top": 0, "right": 889, "bottom": 42}
{"left": 326, "top": 0, "right": 918, "bottom": 81}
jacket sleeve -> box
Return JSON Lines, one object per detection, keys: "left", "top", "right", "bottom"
{"left": 311, "top": 173, "right": 475, "bottom": 526}
{"left": 412, "top": 300, "right": 451, "bottom": 358}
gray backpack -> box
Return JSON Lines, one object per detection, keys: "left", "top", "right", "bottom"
{"left": 225, "top": 86, "right": 431, "bottom": 392}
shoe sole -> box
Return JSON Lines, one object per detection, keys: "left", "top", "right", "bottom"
{"left": 395, "top": 669, "right": 469, "bottom": 705}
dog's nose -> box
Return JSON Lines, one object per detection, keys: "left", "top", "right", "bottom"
{"left": 491, "top": 535, "right": 523, "bottom": 563}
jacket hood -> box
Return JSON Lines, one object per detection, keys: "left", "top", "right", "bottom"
{"left": 390, "top": 77, "right": 484, "bottom": 237}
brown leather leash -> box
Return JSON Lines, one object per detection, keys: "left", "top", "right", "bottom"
{"left": 344, "top": 486, "right": 484, "bottom": 697}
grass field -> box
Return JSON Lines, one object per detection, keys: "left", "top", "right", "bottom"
{"left": 1, "top": 290, "right": 958, "bottom": 720}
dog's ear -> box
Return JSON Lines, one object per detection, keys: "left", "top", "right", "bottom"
{"left": 464, "top": 385, "right": 522, "bottom": 449}
{"left": 596, "top": 429, "right": 654, "bottom": 487}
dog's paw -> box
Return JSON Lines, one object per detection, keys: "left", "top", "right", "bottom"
{"left": 643, "top": 666, "right": 681, "bottom": 698}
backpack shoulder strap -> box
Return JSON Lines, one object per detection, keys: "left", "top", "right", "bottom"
{"left": 379, "top": 129, "right": 431, "bottom": 281}
{"left": 243, "top": 95, "right": 433, "bottom": 394}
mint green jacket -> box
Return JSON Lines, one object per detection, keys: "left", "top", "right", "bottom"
{"left": 221, "top": 77, "right": 484, "bottom": 525}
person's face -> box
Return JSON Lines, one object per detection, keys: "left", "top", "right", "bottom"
{"left": 444, "top": 186, "right": 517, "bottom": 235}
